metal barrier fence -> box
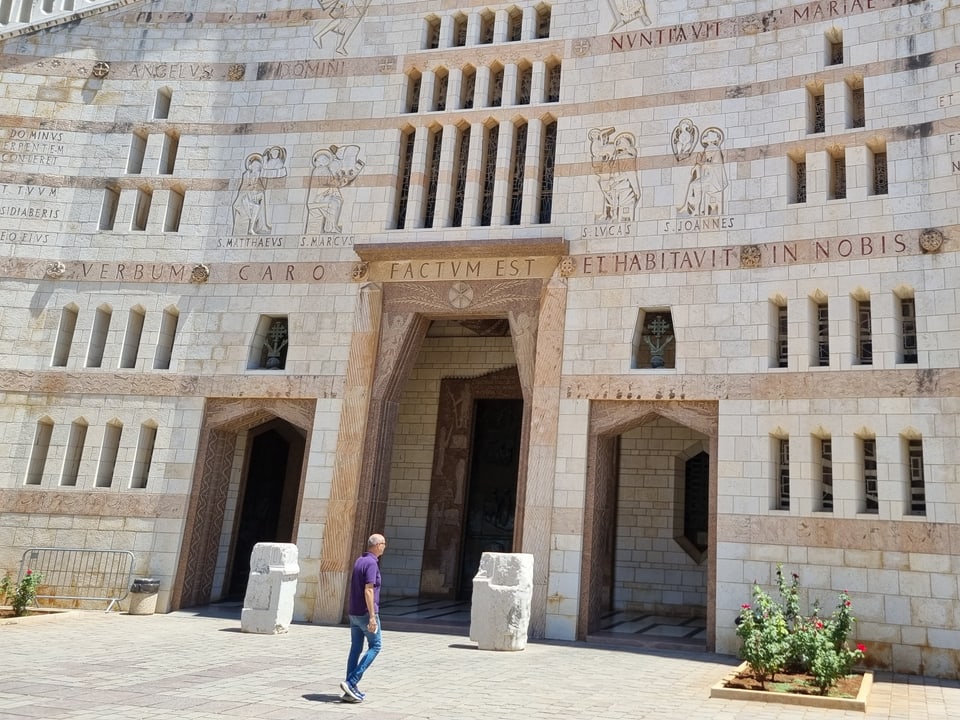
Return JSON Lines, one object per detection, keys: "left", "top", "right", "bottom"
{"left": 17, "top": 548, "right": 135, "bottom": 613}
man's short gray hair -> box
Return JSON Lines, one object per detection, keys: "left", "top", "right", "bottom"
{"left": 368, "top": 533, "right": 385, "bottom": 547}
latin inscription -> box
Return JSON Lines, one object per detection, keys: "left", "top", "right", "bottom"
{"left": 950, "top": 134, "right": 960, "bottom": 174}
{"left": 0, "top": 183, "right": 62, "bottom": 241}
{"left": 612, "top": 22, "right": 722, "bottom": 51}
{"left": 216, "top": 237, "right": 285, "bottom": 249}
{"left": 130, "top": 63, "right": 214, "bottom": 80}
{"left": 300, "top": 235, "right": 355, "bottom": 248}
{"left": 792, "top": 0, "right": 875, "bottom": 21}
{"left": 387, "top": 259, "right": 537, "bottom": 281}
{"left": 256, "top": 60, "right": 346, "bottom": 81}
{"left": 1, "top": 129, "right": 65, "bottom": 166}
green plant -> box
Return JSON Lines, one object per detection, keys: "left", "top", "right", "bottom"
{"left": 736, "top": 565, "right": 866, "bottom": 694}
{"left": 0, "top": 569, "right": 43, "bottom": 616}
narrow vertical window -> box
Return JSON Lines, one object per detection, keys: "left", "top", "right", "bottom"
{"left": 793, "top": 157, "right": 807, "bottom": 204}
{"left": 809, "top": 87, "right": 825, "bottom": 134}
{"left": 461, "top": 67, "right": 476, "bottom": 109}
{"left": 453, "top": 14, "right": 467, "bottom": 46}
{"left": 251, "top": 316, "right": 289, "bottom": 370}
{"left": 508, "top": 9, "right": 522, "bottom": 41}
{"left": 480, "top": 123, "right": 499, "bottom": 226}
{"left": 872, "top": 150, "right": 888, "bottom": 195}
{"left": 899, "top": 296, "right": 917, "bottom": 364}
{"left": 60, "top": 419, "right": 88, "bottom": 487}
{"left": 434, "top": 69, "right": 448, "bottom": 112}
{"left": 395, "top": 130, "right": 415, "bottom": 229}
{"left": 153, "top": 88, "right": 172, "bottom": 119}
{"left": 490, "top": 66, "right": 504, "bottom": 107}
{"left": 406, "top": 71, "right": 422, "bottom": 113}
{"left": 862, "top": 437, "right": 878, "bottom": 513}
{"left": 536, "top": 4, "right": 551, "bottom": 38}
{"left": 425, "top": 16, "right": 440, "bottom": 49}
{"left": 130, "top": 422, "right": 157, "bottom": 489}
{"left": 827, "top": 30, "right": 843, "bottom": 65}
{"left": 907, "top": 438, "right": 925, "bottom": 516}
{"left": 775, "top": 303, "right": 788, "bottom": 368}
{"left": 856, "top": 298, "right": 872, "bottom": 365}
{"left": 538, "top": 120, "right": 557, "bottom": 223}
{"left": 423, "top": 127, "right": 442, "bottom": 228}
{"left": 99, "top": 187, "right": 120, "bottom": 230}
{"left": 86, "top": 305, "right": 112, "bottom": 368}
{"left": 830, "top": 151, "right": 846, "bottom": 200}
{"left": 848, "top": 80, "right": 865, "bottom": 128}
{"left": 815, "top": 301, "right": 830, "bottom": 367}
{"left": 508, "top": 122, "right": 527, "bottom": 225}
{"left": 633, "top": 310, "right": 676, "bottom": 369}
{"left": 52, "top": 304, "right": 78, "bottom": 367}
{"left": 95, "top": 420, "right": 123, "bottom": 488}
{"left": 159, "top": 131, "right": 179, "bottom": 174}
{"left": 777, "top": 437, "right": 790, "bottom": 510}
{"left": 131, "top": 187, "right": 152, "bottom": 231}
{"left": 451, "top": 126, "right": 471, "bottom": 227}
{"left": 517, "top": 65, "right": 532, "bottom": 105}
{"left": 120, "top": 306, "right": 145, "bottom": 369}
{"left": 819, "top": 436, "right": 833, "bottom": 511}
{"left": 546, "top": 62, "right": 561, "bottom": 103}
{"left": 480, "top": 12, "right": 494, "bottom": 44}
{"left": 25, "top": 418, "right": 54, "bottom": 486}
{"left": 164, "top": 188, "right": 184, "bottom": 232}
{"left": 154, "top": 306, "right": 179, "bottom": 370}
{"left": 127, "top": 132, "right": 147, "bottom": 174}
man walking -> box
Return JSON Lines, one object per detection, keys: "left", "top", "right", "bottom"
{"left": 340, "top": 533, "right": 386, "bottom": 703}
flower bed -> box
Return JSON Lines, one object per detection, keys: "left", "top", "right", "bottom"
{"left": 711, "top": 661, "right": 873, "bottom": 711}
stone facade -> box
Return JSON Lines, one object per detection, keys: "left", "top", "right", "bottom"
{"left": 1, "top": 0, "right": 958, "bottom": 677}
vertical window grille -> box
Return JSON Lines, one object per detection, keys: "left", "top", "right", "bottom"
{"left": 777, "top": 438, "right": 790, "bottom": 510}
{"left": 130, "top": 422, "right": 157, "bottom": 489}
{"left": 829, "top": 39, "right": 843, "bottom": 65}
{"left": 52, "top": 305, "right": 78, "bottom": 367}
{"left": 425, "top": 17, "right": 440, "bottom": 49}
{"left": 518, "top": 66, "right": 532, "bottom": 105}
{"left": 95, "top": 421, "right": 123, "bottom": 488}
{"left": 863, "top": 438, "right": 878, "bottom": 513}
{"left": 850, "top": 85, "right": 865, "bottom": 128}
{"left": 536, "top": 6, "right": 551, "bottom": 38}
{"left": 857, "top": 299, "right": 872, "bottom": 365}
{"left": 87, "top": 306, "right": 111, "bottom": 368}
{"left": 777, "top": 305, "right": 788, "bottom": 368}
{"left": 395, "top": 131, "right": 415, "bottom": 229}
{"left": 154, "top": 307, "right": 179, "bottom": 370}
{"left": 900, "top": 297, "right": 917, "bottom": 364}
{"left": 817, "top": 302, "right": 829, "bottom": 367}
{"left": 61, "top": 419, "right": 88, "bottom": 487}
{"left": 907, "top": 439, "right": 925, "bottom": 516}
{"left": 508, "top": 10, "right": 522, "bottom": 41}
{"left": 159, "top": 131, "right": 178, "bottom": 174}
{"left": 25, "top": 419, "right": 54, "bottom": 486}
{"left": 546, "top": 63, "right": 561, "bottom": 102}
{"left": 490, "top": 67, "right": 504, "bottom": 107}
{"left": 451, "top": 127, "right": 471, "bottom": 227}
{"left": 127, "top": 132, "right": 146, "bottom": 174}
{"left": 434, "top": 71, "right": 448, "bottom": 112}
{"left": 407, "top": 74, "right": 422, "bottom": 113}
{"left": 99, "top": 187, "right": 120, "bottom": 230}
{"left": 164, "top": 188, "right": 184, "bottom": 232}
{"left": 423, "top": 128, "right": 442, "bottom": 228}
{"left": 480, "top": 123, "right": 499, "bottom": 226}
{"left": 873, "top": 151, "right": 888, "bottom": 195}
{"left": 132, "top": 187, "right": 152, "bottom": 231}
{"left": 819, "top": 437, "right": 833, "bottom": 511}
{"left": 538, "top": 120, "right": 557, "bottom": 223}
{"left": 120, "top": 307, "right": 145, "bottom": 369}
{"left": 480, "top": 14, "right": 494, "bottom": 44}
{"left": 831, "top": 154, "right": 846, "bottom": 200}
{"left": 811, "top": 90, "right": 825, "bottom": 133}
{"left": 795, "top": 160, "right": 807, "bottom": 203}
{"left": 461, "top": 68, "right": 475, "bottom": 109}
{"left": 509, "top": 122, "right": 528, "bottom": 225}
{"left": 454, "top": 15, "right": 467, "bottom": 46}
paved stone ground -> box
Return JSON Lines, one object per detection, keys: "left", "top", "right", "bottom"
{"left": 2, "top": 609, "right": 960, "bottom": 719}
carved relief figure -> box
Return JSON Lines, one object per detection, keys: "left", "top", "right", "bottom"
{"left": 314, "top": 0, "right": 372, "bottom": 56}
{"left": 676, "top": 127, "right": 728, "bottom": 217}
{"left": 671, "top": 118, "right": 698, "bottom": 162}
{"left": 588, "top": 127, "right": 641, "bottom": 222}
{"left": 232, "top": 146, "right": 288, "bottom": 235}
{"left": 609, "top": 0, "right": 652, "bottom": 31}
{"left": 304, "top": 144, "right": 365, "bottom": 234}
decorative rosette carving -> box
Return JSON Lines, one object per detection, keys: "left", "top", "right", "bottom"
{"left": 740, "top": 245, "right": 761, "bottom": 269}
{"left": 351, "top": 262, "right": 369, "bottom": 282}
{"left": 558, "top": 257, "right": 576, "bottom": 278}
{"left": 44, "top": 261, "right": 66, "bottom": 279}
{"left": 918, "top": 228, "right": 944, "bottom": 254}
{"left": 190, "top": 264, "right": 210, "bottom": 283}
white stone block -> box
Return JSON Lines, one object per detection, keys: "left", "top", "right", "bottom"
{"left": 469, "top": 552, "right": 534, "bottom": 651}
{"left": 241, "top": 542, "right": 300, "bottom": 635}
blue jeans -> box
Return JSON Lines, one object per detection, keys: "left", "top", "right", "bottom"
{"left": 346, "top": 613, "right": 382, "bottom": 686}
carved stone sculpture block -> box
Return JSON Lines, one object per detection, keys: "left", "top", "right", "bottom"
{"left": 241, "top": 542, "right": 300, "bottom": 635}
{"left": 469, "top": 552, "right": 534, "bottom": 651}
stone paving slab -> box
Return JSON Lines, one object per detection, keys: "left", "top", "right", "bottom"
{"left": 2, "top": 610, "right": 960, "bottom": 719}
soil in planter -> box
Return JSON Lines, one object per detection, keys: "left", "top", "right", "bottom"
{"left": 725, "top": 669, "right": 863, "bottom": 699}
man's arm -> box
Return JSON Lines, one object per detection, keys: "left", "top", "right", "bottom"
{"left": 365, "top": 583, "right": 377, "bottom": 630}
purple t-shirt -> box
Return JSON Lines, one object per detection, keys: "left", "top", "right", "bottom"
{"left": 348, "top": 551, "right": 381, "bottom": 616}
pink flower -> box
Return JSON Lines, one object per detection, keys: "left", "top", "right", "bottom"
{"left": 815, "top": 620, "right": 824, "bottom": 629}
{"left": 857, "top": 643, "right": 866, "bottom": 653}
{"left": 25, "top": 569, "right": 32, "bottom": 576}
{"left": 741, "top": 604, "right": 751, "bottom": 609}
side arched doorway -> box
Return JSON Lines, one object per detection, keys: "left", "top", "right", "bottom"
{"left": 171, "top": 399, "right": 315, "bottom": 609}
{"left": 579, "top": 400, "right": 719, "bottom": 650}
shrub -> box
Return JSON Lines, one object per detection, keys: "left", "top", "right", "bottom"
{"left": 0, "top": 569, "right": 44, "bottom": 616}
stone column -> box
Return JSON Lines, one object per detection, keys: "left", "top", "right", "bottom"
{"left": 493, "top": 9, "right": 509, "bottom": 43}
{"left": 448, "top": 67, "right": 464, "bottom": 110}
{"left": 461, "top": 122, "right": 486, "bottom": 226}
{"left": 404, "top": 125, "right": 432, "bottom": 229}
{"left": 521, "top": 6, "right": 537, "bottom": 40}
{"left": 501, "top": 63, "right": 518, "bottom": 107}
{"left": 432, "top": 124, "right": 459, "bottom": 227}
{"left": 438, "top": 13, "right": 455, "bottom": 48}
{"left": 419, "top": 69, "right": 437, "bottom": 112}
{"left": 531, "top": 60, "right": 547, "bottom": 104}
{"left": 491, "top": 121, "right": 516, "bottom": 225}
{"left": 465, "top": 11, "right": 481, "bottom": 45}
{"left": 522, "top": 117, "right": 544, "bottom": 225}
{"left": 475, "top": 64, "right": 491, "bottom": 108}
